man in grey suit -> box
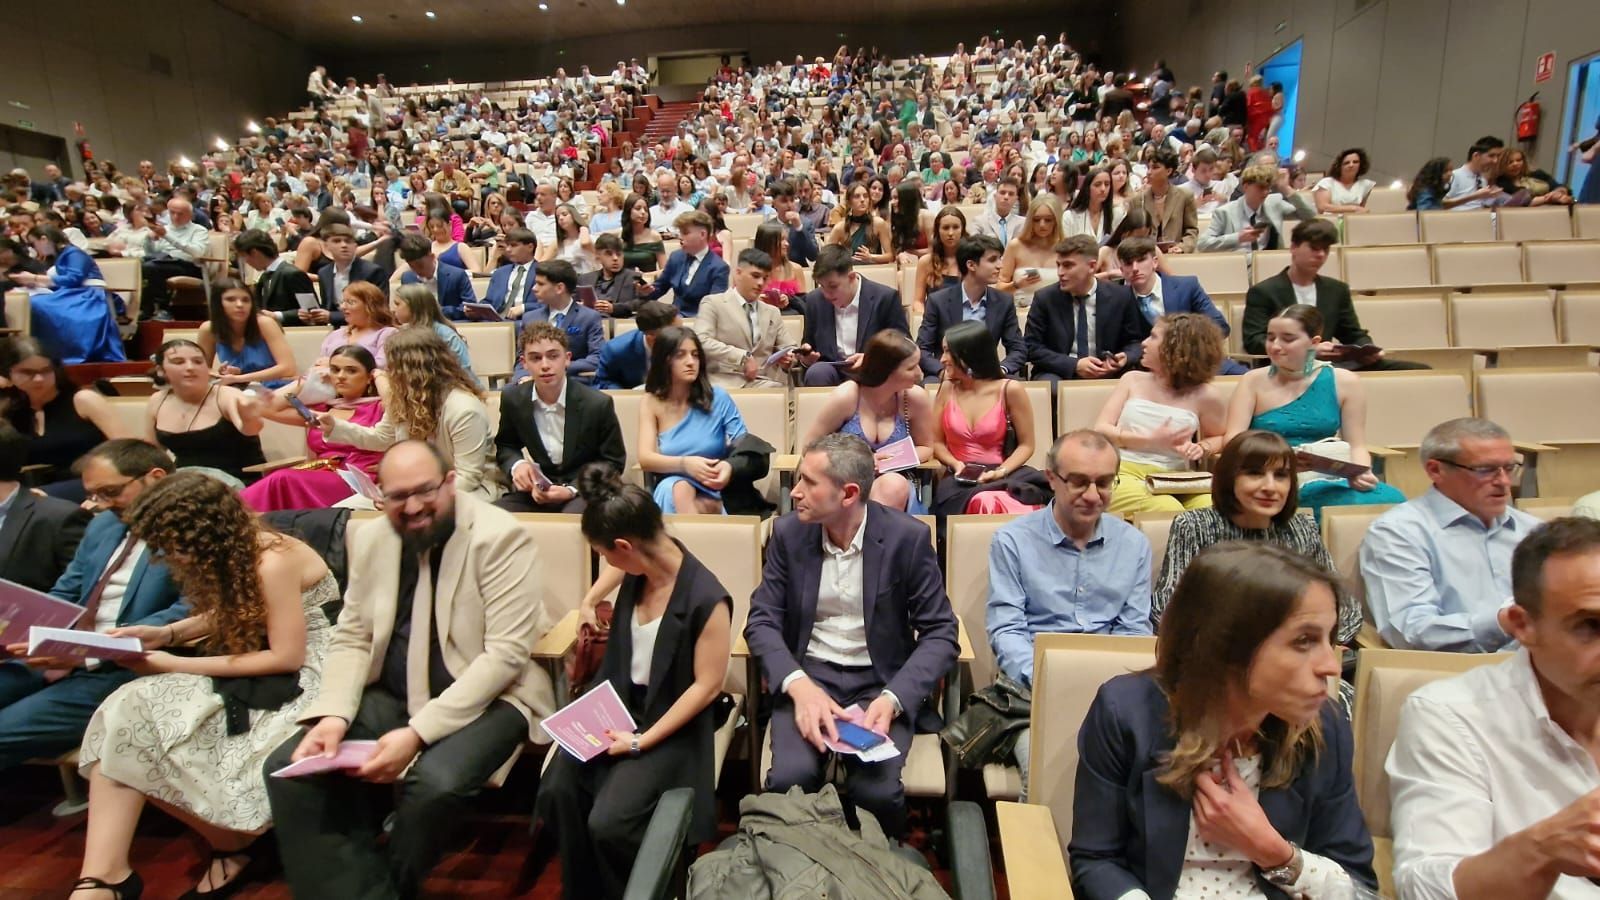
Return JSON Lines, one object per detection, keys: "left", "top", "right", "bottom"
{"left": 1197, "top": 163, "right": 1316, "bottom": 253}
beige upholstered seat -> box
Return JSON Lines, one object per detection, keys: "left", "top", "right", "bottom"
{"left": 2, "top": 290, "right": 29, "bottom": 336}
{"left": 855, "top": 264, "right": 899, "bottom": 288}
{"left": 603, "top": 389, "right": 645, "bottom": 483}
{"left": 1341, "top": 245, "right": 1434, "bottom": 292}
{"left": 1352, "top": 295, "right": 1451, "bottom": 349}
{"left": 728, "top": 388, "right": 789, "bottom": 504}
{"left": 1056, "top": 380, "right": 1122, "bottom": 434}
{"left": 945, "top": 515, "right": 1025, "bottom": 799}
{"left": 1364, "top": 187, "right": 1409, "bottom": 215}
{"left": 1321, "top": 504, "right": 1399, "bottom": 645}
{"left": 1018, "top": 381, "right": 1053, "bottom": 469}
{"left": 790, "top": 386, "right": 836, "bottom": 451}
{"left": 1516, "top": 496, "right": 1573, "bottom": 520}
{"left": 1166, "top": 252, "right": 1249, "bottom": 295}
{"left": 1577, "top": 206, "right": 1600, "bottom": 240}
{"left": 1448, "top": 291, "right": 1558, "bottom": 346}
{"left": 283, "top": 325, "right": 333, "bottom": 373}
{"left": 1343, "top": 213, "right": 1419, "bottom": 247}
{"left": 1132, "top": 511, "right": 1178, "bottom": 582}
{"left": 1559, "top": 290, "right": 1600, "bottom": 344}
{"left": 1418, "top": 209, "right": 1494, "bottom": 243}
{"left": 1497, "top": 206, "right": 1574, "bottom": 242}
{"left": 1525, "top": 240, "right": 1600, "bottom": 286}
{"left": 1359, "top": 370, "right": 1472, "bottom": 495}
{"left": 1431, "top": 242, "right": 1526, "bottom": 288}
{"left": 455, "top": 321, "right": 517, "bottom": 385}
{"left": 1475, "top": 367, "right": 1600, "bottom": 497}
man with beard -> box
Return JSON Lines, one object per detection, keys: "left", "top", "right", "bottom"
{"left": 265, "top": 440, "right": 554, "bottom": 900}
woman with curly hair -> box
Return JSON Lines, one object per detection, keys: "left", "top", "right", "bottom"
{"left": 72, "top": 471, "right": 336, "bottom": 899}
{"left": 1406, "top": 156, "right": 1453, "bottom": 211}
{"left": 314, "top": 327, "right": 499, "bottom": 500}
{"left": 1092, "top": 312, "right": 1230, "bottom": 515}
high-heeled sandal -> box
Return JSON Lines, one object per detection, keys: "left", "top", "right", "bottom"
{"left": 177, "top": 840, "right": 275, "bottom": 900}
{"left": 69, "top": 872, "right": 144, "bottom": 900}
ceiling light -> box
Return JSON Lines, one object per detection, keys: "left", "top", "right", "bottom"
{"left": 1390, "top": 179, "right": 1404, "bottom": 190}
{"left": 425, "top": 9, "right": 436, "bottom": 16}
{"left": 246, "top": 120, "right": 261, "bottom": 134}
{"left": 1292, "top": 149, "right": 1306, "bottom": 163}
{"left": 351, "top": 14, "right": 363, "bottom": 22}
{"left": 538, "top": 3, "right": 548, "bottom": 8}
{"left": 178, "top": 156, "right": 194, "bottom": 168}
{"left": 214, "top": 137, "right": 229, "bottom": 151}
{"left": 616, "top": 0, "right": 624, "bottom": 5}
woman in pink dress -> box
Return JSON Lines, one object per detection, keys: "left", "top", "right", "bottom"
{"left": 239, "top": 345, "right": 385, "bottom": 512}
{"left": 931, "top": 321, "right": 1041, "bottom": 516}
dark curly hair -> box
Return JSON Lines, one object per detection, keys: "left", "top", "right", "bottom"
{"left": 125, "top": 471, "right": 277, "bottom": 655}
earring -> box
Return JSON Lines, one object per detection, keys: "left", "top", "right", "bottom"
{"left": 1302, "top": 353, "right": 1317, "bottom": 376}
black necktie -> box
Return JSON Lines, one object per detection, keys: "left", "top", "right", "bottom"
{"left": 1074, "top": 296, "right": 1091, "bottom": 359}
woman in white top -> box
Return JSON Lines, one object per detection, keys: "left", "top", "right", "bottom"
{"left": 243, "top": 193, "right": 287, "bottom": 233}
{"left": 1062, "top": 166, "right": 1126, "bottom": 244}
{"left": 552, "top": 203, "right": 599, "bottom": 275}
{"left": 1313, "top": 148, "right": 1376, "bottom": 214}
{"left": 997, "top": 194, "right": 1062, "bottom": 306}
{"left": 106, "top": 203, "right": 155, "bottom": 258}
{"left": 1093, "top": 313, "right": 1229, "bottom": 515}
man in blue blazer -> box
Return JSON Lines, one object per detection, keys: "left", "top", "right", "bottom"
{"left": 916, "top": 235, "right": 1026, "bottom": 378}
{"left": 1117, "top": 236, "right": 1249, "bottom": 375}
{"left": 398, "top": 232, "right": 477, "bottom": 319}
{"left": 640, "top": 210, "right": 729, "bottom": 317}
{"left": 513, "top": 259, "right": 604, "bottom": 379}
{"left": 1026, "top": 235, "right": 1147, "bottom": 387}
{"left": 745, "top": 434, "right": 958, "bottom": 837}
{"left": 482, "top": 228, "right": 539, "bottom": 318}
{"left": 798, "top": 245, "right": 910, "bottom": 386}
{"left": 312, "top": 223, "right": 388, "bottom": 326}
{"left": 0, "top": 439, "right": 185, "bottom": 770}
{"left": 593, "top": 301, "right": 678, "bottom": 390}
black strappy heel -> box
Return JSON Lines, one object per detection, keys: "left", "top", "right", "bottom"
{"left": 68, "top": 872, "right": 143, "bottom": 900}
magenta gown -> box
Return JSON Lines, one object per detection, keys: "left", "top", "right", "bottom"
{"left": 240, "top": 400, "right": 386, "bottom": 512}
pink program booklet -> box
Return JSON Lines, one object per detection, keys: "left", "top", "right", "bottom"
{"left": 269, "top": 740, "right": 380, "bottom": 778}
{"left": 874, "top": 436, "right": 920, "bottom": 474}
{"left": 541, "top": 680, "right": 637, "bottom": 762}
{"left": 0, "top": 578, "right": 86, "bottom": 648}
{"left": 27, "top": 627, "right": 145, "bottom": 662}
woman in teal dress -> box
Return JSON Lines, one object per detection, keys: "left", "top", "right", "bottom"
{"left": 19, "top": 226, "right": 124, "bottom": 364}
{"left": 638, "top": 327, "right": 747, "bottom": 514}
{"left": 1223, "top": 303, "right": 1403, "bottom": 518}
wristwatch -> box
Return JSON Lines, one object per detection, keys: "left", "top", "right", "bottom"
{"left": 1260, "top": 843, "right": 1303, "bottom": 886}
{"left": 628, "top": 736, "right": 642, "bottom": 757}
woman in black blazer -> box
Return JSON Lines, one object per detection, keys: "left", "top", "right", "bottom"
{"left": 1069, "top": 542, "right": 1377, "bottom": 900}
{"left": 535, "top": 468, "right": 732, "bottom": 900}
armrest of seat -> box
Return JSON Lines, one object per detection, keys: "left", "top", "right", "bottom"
{"left": 1356, "top": 621, "right": 1388, "bottom": 650}
{"left": 957, "top": 618, "right": 976, "bottom": 664}
{"left": 731, "top": 634, "right": 749, "bottom": 658}
{"left": 1515, "top": 441, "right": 1558, "bottom": 454}
{"left": 995, "top": 801, "right": 1073, "bottom": 900}
{"left": 948, "top": 800, "right": 997, "bottom": 900}
{"left": 532, "top": 609, "right": 580, "bottom": 659}
{"left": 1366, "top": 445, "right": 1402, "bottom": 459}
{"left": 621, "top": 787, "right": 695, "bottom": 900}
{"left": 242, "top": 456, "right": 308, "bottom": 474}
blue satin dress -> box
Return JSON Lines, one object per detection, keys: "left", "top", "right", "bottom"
{"left": 1250, "top": 365, "right": 1404, "bottom": 518}
{"left": 651, "top": 387, "right": 746, "bottom": 513}
{"left": 30, "top": 245, "right": 125, "bottom": 364}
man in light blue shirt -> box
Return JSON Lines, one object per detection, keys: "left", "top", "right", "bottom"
{"left": 1443, "top": 136, "right": 1507, "bottom": 211}
{"left": 1361, "top": 417, "right": 1540, "bottom": 651}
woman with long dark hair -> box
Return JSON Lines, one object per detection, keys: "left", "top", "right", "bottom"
{"left": 912, "top": 205, "right": 965, "bottom": 313}
{"left": 16, "top": 225, "right": 125, "bottom": 364}
{"left": 639, "top": 327, "right": 747, "bottom": 514}
{"left": 620, "top": 192, "right": 665, "bottom": 273}
{"left": 197, "top": 277, "right": 296, "bottom": 388}
{"left": 0, "top": 336, "right": 127, "bottom": 498}
{"left": 825, "top": 182, "right": 893, "bottom": 265}
{"left": 1406, "top": 157, "right": 1453, "bottom": 211}
{"left": 1062, "top": 166, "right": 1124, "bottom": 243}
{"left": 930, "top": 321, "right": 1038, "bottom": 515}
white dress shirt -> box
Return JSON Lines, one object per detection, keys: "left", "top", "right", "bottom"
{"left": 532, "top": 379, "right": 567, "bottom": 467}
{"left": 683, "top": 248, "right": 708, "bottom": 286}
{"left": 649, "top": 199, "right": 695, "bottom": 234}
{"left": 804, "top": 510, "right": 870, "bottom": 668}
{"left": 837, "top": 277, "right": 863, "bottom": 354}
{"left": 147, "top": 221, "right": 209, "bottom": 262}
{"left": 92, "top": 536, "right": 148, "bottom": 633}
{"left": 524, "top": 208, "right": 559, "bottom": 246}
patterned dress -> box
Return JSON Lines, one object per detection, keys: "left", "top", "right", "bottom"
{"left": 78, "top": 572, "right": 336, "bottom": 832}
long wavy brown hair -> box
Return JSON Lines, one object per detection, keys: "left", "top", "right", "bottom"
{"left": 125, "top": 471, "right": 279, "bottom": 655}
{"left": 383, "top": 327, "right": 484, "bottom": 441}
{"left": 1154, "top": 313, "right": 1225, "bottom": 393}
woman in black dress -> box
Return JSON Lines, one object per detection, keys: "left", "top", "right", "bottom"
{"left": 0, "top": 336, "right": 129, "bottom": 500}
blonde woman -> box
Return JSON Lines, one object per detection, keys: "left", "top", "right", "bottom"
{"left": 997, "top": 195, "right": 1061, "bottom": 306}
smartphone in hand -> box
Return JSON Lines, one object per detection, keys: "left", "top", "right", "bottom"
{"left": 286, "top": 395, "right": 318, "bottom": 425}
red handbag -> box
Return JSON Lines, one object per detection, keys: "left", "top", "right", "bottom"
{"left": 565, "top": 601, "right": 613, "bottom": 695}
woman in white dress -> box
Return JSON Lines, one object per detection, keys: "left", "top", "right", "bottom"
{"left": 1313, "top": 148, "right": 1376, "bottom": 215}
{"left": 71, "top": 471, "right": 335, "bottom": 899}
{"left": 1062, "top": 166, "right": 1126, "bottom": 244}
{"left": 552, "top": 202, "right": 599, "bottom": 275}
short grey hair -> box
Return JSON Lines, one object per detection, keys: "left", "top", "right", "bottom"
{"left": 1050, "top": 428, "right": 1120, "bottom": 471}
{"left": 1420, "top": 417, "right": 1511, "bottom": 463}
{"left": 802, "top": 433, "right": 876, "bottom": 495}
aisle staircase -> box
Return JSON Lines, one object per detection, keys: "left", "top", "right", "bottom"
{"left": 580, "top": 97, "right": 698, "bottom": 189}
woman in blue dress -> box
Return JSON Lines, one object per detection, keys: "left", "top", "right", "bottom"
{"left": 197, "top": 277, "right": 297, "bottom": 388}
{"left": 639, "top": 326, "right": 747, "bottom": 514}
{"left": 425, "top": 211, "right": 483, "bottom": 274}
{"left": 19, "top": 226, "right": 124, "bottom": 364}
{"left": 1224, "top": 303, "right": 1403, "bottom": 519}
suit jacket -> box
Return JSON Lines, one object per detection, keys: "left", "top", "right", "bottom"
{"left": 577, "top": 268, "right": 641, "bottom": 317}
{"left": 258, "top": 263, "right": 321, "bottom": 326}
{"left": 743, "top": 504, "right": 959, "bottom": 734}
{"left": 593, "top": 330, "right": 648, "bottom": 390}
{"left": 303, "top": 494, "right": 555, "bottom": 755}
{"left": 48, "top": 511, "right": 186, "bottom": 628}
{"left": 1197, "top": 192, "right": 1316, "bottom": 253}
{"left": 493, "top": 378, "right": 626, "bottom": 485}
{"left": 516, "top": 302, "right": 605, "bottom": 375}
{"left": 649, "top": 249, "right": 730, "bottom": 317}
{"left": 1025, "top": 282, "right": 1146, "bottom": 378}
{"left": 800, "top": 278, "right": 908, "bottom": 362}
{"left": 0, "top": 491, "right": 90, "bottom": 592}
{"left": 1141, "top": 273, "right": 1229, "bottom": 335}
{"left": 917, "top": 284, "right": 1027, "bottom": 376}
{"left": 1129, "top": 187, "right": 1199, "bottom": 252}
{"left": 1069, "top": 673, "right": 1377, "bottom": 900}
{"left": 692, "top": 290, "right": 790, "bottom": 389}
{"left": 484, "top": 261, "right": 538, "bottom": 315}
{"left": 1243, "top": 271, "right": 1372, "bottom": 355}
{"left": 400, "top": 263, "right": 478, "bottom": 319}
{"left": 315, "top": 258, "right": 387, "bottom": 326}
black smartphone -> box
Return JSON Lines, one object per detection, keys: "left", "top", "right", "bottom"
{"left": 954, "top": 462, "right": 993, "bottom": 484}
{"left": 286, "top": 395, "right": 318, "bottom": 425}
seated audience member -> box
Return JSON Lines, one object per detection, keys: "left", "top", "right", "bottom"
{"left": 1093, "top": 313, "right": 1228, "bottom": 515}
{"left": 495, "top": 323, "right": 627, "bottom": 513}
{"left": 641, "top": 211, "right": 729, "bottom": 318}
{"left": 144, "top": 338, "right": 267, "bottom": 483}
{"left": 996, "top": 196, "right": 1063, "bottom": 306}
{"left": 11, "top": 226, "right": 124, "bottom": 363}
{"left": 1312, "top": 148, "right": 1376, "bottom": 214}
{"left": 398, "top": 232, "right": 478, "bottom": 319}
{"left": 968, "top": 177, "right": 1025, "bottom": 245}
{"left": 537, "top": 471, "right": 733, "bottom": 900}
{"left": 692, "top": 248, "right": 794, "bottom": 389}
{"left": 242, "top": 345, "right": 386, "bottom": 512}
{"left": 72, "top": 471, "right": 334, "bottom": 899}
{"left": 1443, "top": 135, "right": 1508, "bottom": 210}
{"left": 1243, "top": 219, "right": 1428, "bottom": 371}
{"left": 1069, "top": 542, "right": 1377, "bottom": 900}
{"left": 551, "top": 203, "right": 599, "bottom": 275}
{"left": 825, "top": 182, "right": 894, "bottom": 265}
{"left": 1496, "top": 147, "right": 1574, "bottom": 206}
{"left": 139, "top": 197, "right": 209, "bottom": 320}
{"left": 911, "top": 206, "right": 966, "bottom": 314}
{"left": 389, "top": 284, "right": 476, "bottom": 379}
{"left": 931, "top": 321, "right": 1039, "bottom": 515}
{"left": 1117, "top": 236, "right": 1248, "bottom": 375}
{"left": 594, "top": 301, "right": 678, "bottom": 391}
{"left": 1178, "top": 147, "right": 1232, "bottom": 215}
{"left": 198, "top": 277, "right": 297, "bottom": 388}
{"left": 315, "top": 223, "right": 387, "bottom": 325}
{"left": 1026, "top": 234, "right": 1145, "bottom": 385}
{"left": 799, "top": 244, "right": 909, "bottom": 387}
{"left": 578, "top": 233, "right": 642, "bottom": 317}
{"left": 1387, "top": 516, "right": 1600, "bottom": 900}
{"left": 1153, "top": 431, "right": 1356, "bottom": 644}
{"left": 515, "top": 259, "right": 605, "bottom": 377}
{"left": 1096, "top": 207, "right": 1164, "bottom": 281}
{"left": 1, "top": 336, "right": 127, "bottom": 499}
{"left": 750, "top": 222, "right": 806, "bottom": 311}
{"left": 0, "top": 439, "right": 182, "bottom": 772}
{"left": 425, "top": 211, "right": 484, "bottom": 275}
{"left": 0, "top": 421, "right": 88, "bottom": 590}
{"left": 1196, "top": 164, "right": 1315, "bottom": 252}
{"left": 1360, "top": 417, "right": 1539, "bottom": 652}
{"left": 1061, "top": 166, "right": 1126, "bottom": 244}
{"left": 483, "top": 227, "right": 539, "bottom": 319}
{"left": 639, "top": 326, "right": 747, "bottom": 514}
{"left": 235, "top": 229, "right": 319, "bottom": 327}
{"left": 316, "top": 328, "right": 499, "bottom": 500}
{"left": 917, "top": 234, "right": 1025, "bottom": 378}
{"left": 1128, "top": 146, "right": 1199, "bottom": 252}
{"left": 319, "top": 281, "right": 397, "bottom": 368}
{"left": 800, "top": 331, "right": 935, "bottom": 511}
{"left": 621, "top": 193, "right": 667, "bottom": 273}
{"left": 647, "top": 171, "right": 696, "bottom": 234}
{"left": 768, "top": 179, "right": 820, "bottom": 266}
{"left": 1406, "top": 157, "right": 1454, "bottom": 211}
{"left": 1225, "top": 304, "right": 1403, "bottom": 518}
{"left": 524, "top": 183, "right": 561, "bottom": 247}
{"left": 266, "top": 440, "right": 553, "bottom": 900}
{"left": 744, "top": 433, "right": 959, "bottom": 838}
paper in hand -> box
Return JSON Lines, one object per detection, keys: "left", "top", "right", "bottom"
{"left": 28, "top": 627, "right": 145, "bottom": 662}
{"left": 269, "top": 740, "right": 380, "bottom": 778}
{"left": 294, "top": 292, "right": 321, "bottom": 311}
{"left": 540, "top": 680, "right": 637, "bottom": 762}
{"left": 873, "top": 436, "right": 920, "bottom": 474}
{"left": 763, "top": 345, "right": 799, "bottom": 368}
{"left": 0, "top": 578, "right": 87, "bottom": 648}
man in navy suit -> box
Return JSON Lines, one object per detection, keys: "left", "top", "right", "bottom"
{"left": 593, "top": 301, "right": 678, "bottom": 390}
{"left": 745, "top": 433, "right": 958, "bottom": 837}
{"left": 483, "top": 228, "right": 539, "bottom": 318}
{"left": 313, "top": 223, "right": 388, "bottom": 326}
{"left": 1117, "top": 236, "right": 1249, "bottom": 375}
{"left": 916, "top": 235, "right": 1026, "bottom": 378}
{"left": 0, "top": 423, "right": 88, "bottom": 592}
{"left": 1026, "top": 234, "right": 1146, "bottom": 387}
{"left": 798, "top": 245, "right": 910, "bottom": 386}
{"left": 514, "top": 259, "right": 604, "bottom": 379}
{"left": 0, "top": 439, "right": 185, "bottom": 770}
{"left": 640, "top": 210, "right": 729, "bottom": 317}
{"left": 398, "top": 232, "right": 477, "bottom": 319}
{"left": 770, "top": 179, "right": 820, "bottom": 266}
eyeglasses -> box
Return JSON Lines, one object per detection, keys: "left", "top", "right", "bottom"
{"left": 1048, "top": 469, "right": 1119, "bottom": 494}
{"left": 381, "top": 480, "right": 443, "bottom": 505}
{"left": 85, "top": 475, "right": 143, "bottom": 504}
{"left": 1436, "top": 458, "right": 1523, "bottom": 480}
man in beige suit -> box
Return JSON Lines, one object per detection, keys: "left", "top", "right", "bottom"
{"left": 265, "top": 440, "right": 553, "bottom": 900}
{"left": 692, "top": 247, "right": 795, "bottom": 389}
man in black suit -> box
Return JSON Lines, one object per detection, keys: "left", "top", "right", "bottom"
{"left": 1243, "top": 220, "right": 1429, "bottom": 371}
{"left": 577, "top": 234, "right": 642, "bottom": 318}
{"left": 916, "top": 235, "right": 1026, "bottom": 379}
{"left": 314, "top": 223, "right": 387, "bottom": 326}
{"left": 798, "top": 245, "right": 909, "bottom": 386}
{"left": 0, "top": 423, "right": 89, "bottom": 592}
{"left": 493, "top": 322, "right": 627, "bottom": 513}
{"left": 234, "top": 229, "right": 320, "bottom": 326}
{"left": 1025, "top": 234, "right": 1146, "bottom": 387}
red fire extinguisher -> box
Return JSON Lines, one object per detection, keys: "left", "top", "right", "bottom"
{"left": 1516, "top": 93, "right": 1541, "bottom": 142}
{"left": 74, "top": 121, "right": 93, "bottom": 162}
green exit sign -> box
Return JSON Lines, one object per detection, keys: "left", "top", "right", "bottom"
{"left": 17, "top": 119, "right": 34, "bottom": 129}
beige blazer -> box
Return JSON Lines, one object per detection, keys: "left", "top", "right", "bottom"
{"left": 303, "top": 493, "right": 554, "bottom": 773}
{"left": 692, "top": 289, "right": 789, "bottom": 390}
{"left": 1131, "top": 185, "right": 1199, "bottom": 253}
{"left": 327, "top": 387, "right": 502, "bottom": 500}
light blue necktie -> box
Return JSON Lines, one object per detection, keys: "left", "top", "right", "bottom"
{"left": 554, "top": 312, "right": 565, "bottom": 330}
{"left": 1139, "top": 294, "right": 1160, "bottom": 325}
